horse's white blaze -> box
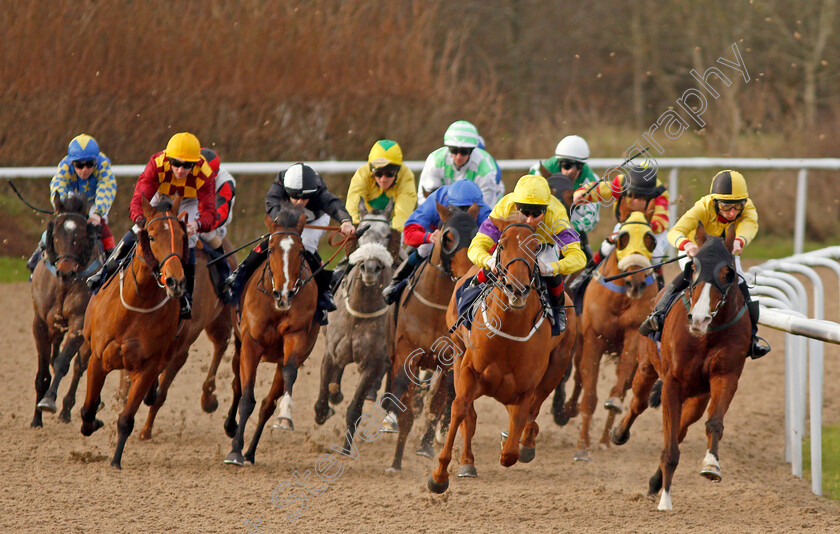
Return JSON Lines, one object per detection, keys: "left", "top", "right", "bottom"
{"left": 280, "top": 237, "right": 294, "bottom": 297}
{"left": 163, "top": 222, "right": 169, "bottom": 230}
{"left": 658, "top": 489, "right": 673, "bottom": 511}
{"left": 703, "top": 450, "right": 720, "bottom": 469}
{"left": 689, "top": 284, "right": 713, "bottom": 334}
{"left": 278, "top": 392, "right": 293, "bottom": 420}
{"left": 63, "top": 220, "right": 77, "bottom": 232}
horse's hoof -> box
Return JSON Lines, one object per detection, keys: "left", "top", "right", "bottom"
{"left": 457, "top": 464, "right": 477, "bottom": 478}
{"left": 110, "top": 459, "right": 122, "bottom": 470}
{"left": 427, "top": 475, "right": 449, "bottom": 494}
{"left": 30, "top": 419, "right": 43, "bottom": 428}
{"left": 37, "top": 397, "right": 57, "bottom": 414}
{"left": 385, "top": 466, "right": 400, "bottom": 474}
{"left": 365, "top": 390, "right": 377, "bottom": 402}
{"left": 328, "top": 390, "right": 344, "bottom": 405}
{"left": 573, "top": 449, "right": 592, "bottom": 462}
{"left": 610, "top": 427, "right": 630, "bottom": 446}
{"left": 379, "top": 414, "right": 398, "bottom": 434}
{"left": 604, "top": 397, "right": 623, "bottom": 413}
{"left": 81, "top": 418, "right": 104, "bottom": 436}
{"left": 519, "top": 446, "right": 536, "bottom": 463}
{"left": 244, "top": 454, "right": 255, "bottom": 466}
{"left": 201, "top": 394, "right": 219, "bottom": 413}
{"left": 315, "top": 406, "right": 335, "bottom": 425}
{"left": 138, "top": 429, "right": 152, "bottom": 441}
{"left": 272, "top": 417, "right": 294, "bottom": 431}
{"left": 553, "top": 408, "right": 570, "bottom": 427}
{"left": 700, "top": 464, "right": 722, "bottom": 482}
{"left": 224, "top": 452, "right": 245, "bottom": 466}
{"left": 416, "top": 442, "right": 435, "bottom": 459}
{"left": 58, "top": 410, "right": 72, "bottom": 424}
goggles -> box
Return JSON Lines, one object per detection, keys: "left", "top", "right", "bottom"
{"left": 560, "top": 159, "right": 583, "bottom": 171}
{"left": 449, "top": 147, "right": 473, "bottom": 157}
{"left": 73, "top": 160, "right": 96, "bottom": 169}
{"left": 168, "top": 158, "right": 196, "bottom": 170}
{"left": 717, "top": 200, "right": 746, "bottom": 211}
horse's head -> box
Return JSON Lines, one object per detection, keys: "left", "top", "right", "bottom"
{"left": 137, "top": 194, "right": 188, "bottom": 298}
{"left": 433, "top": 202, "right": 480, "bottom": 278}
{"left": 352, "top": 209, "right": 394, "bottom": 286}
{"left": 490, "top": 213, "right": 539, "bottom": 309}
{"left": 264, "top": 204, "right": 307, "bottom": 311}
{"left": 46, "top": 193, "right": 98, "bottom": 283}
{"left": 685, "top": 223, "right": 739, "bottom": 336}
{"left": 614, "top": 211, "right": 657, "bottom": 299}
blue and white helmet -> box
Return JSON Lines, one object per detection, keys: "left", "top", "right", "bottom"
{"left": 68, "top": 134, "right": 100, "bottom": 162}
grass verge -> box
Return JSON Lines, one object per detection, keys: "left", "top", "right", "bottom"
{"left": 0, "top": 257, "right": 29, "bottom": 283}
{"left": 804, "top": 422, "right": 840, "bottom": 501}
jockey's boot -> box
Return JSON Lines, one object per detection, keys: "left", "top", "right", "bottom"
{"left": 26, "top": 242, "right": 45, "bottom": 273}
{"left": 739, "top": 281, "right": 771, "bottom": 359}
{"left": 221, "top": 245, "right": 267, "bottom": 304}
{"left": 568, "top": 254, "right": 599, "bottom": 294}
{"left": 382, "top": 251, "right": 421, "bottom": 305}
{"left": 86, "top": 230, "right": 135, "bottom": 292}
{"left": 179, "top": 263, "right": 195, "bottom": 320}
{"left": 210, "top": 245, "right": 233, "bottom": 304}
{"left": 546, "top": 275, "right": 567, "bottom": 335}
{"left": 639, "top": 271, "right": 690, "bottom": 336}
{"left": 305, "top": 250, "right": 335, "bottom": 325}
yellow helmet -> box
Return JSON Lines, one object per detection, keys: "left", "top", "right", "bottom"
{"left": 709, "top": 170, "right": 749, "bottom": 201}
{"left": 513, "top": 174, "right": 551, "bottom": 205}
{"left": 165, "top": 132, "right": 201, "bottom": 162}
{"left": 368, "top": 140, "right": 403, "bottom": 168}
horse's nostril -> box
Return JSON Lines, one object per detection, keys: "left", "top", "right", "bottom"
{"left": 273, "top": 291, "right": 281, "bottom": 300}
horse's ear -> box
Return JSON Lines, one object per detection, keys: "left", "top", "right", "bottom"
{"left": 490, "top": 216, "right": 507, "bottom": 231}
{"left": 724, "top": 222, "right": 737, "bottom": 253}
{"left": 264, "top": 213, "right": 276, "bottom": 231}
{"left": 695, "top": 222, "right": 707, "bottom": 246}
{"left": 171, "top": 193, "right": 182, "bottom": 215}
{"left": 436, "top": 201, "right": 450, "bottom": 223}
{"left": 467, "top": 202, "right": 480, "bottom": 220}
{"left": 617, "top": 199, "right": 632, "bottom": 222}
{"left": 51, "top": 193, "right": 62, "bottom": 213}
{"left": 358, "top": 199, "right": 369, "bottom": 219}
{"left": 142, "top": 194, "right": 156, "bottom": 220}
{"left": 296, "top": 213, "right": 307, "bottom": 234}
{"left": 384, "top": 199, "right": 395, "bottom": 221}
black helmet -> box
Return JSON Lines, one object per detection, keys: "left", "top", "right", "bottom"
{"left": 625, "top": 163, "right": 665, "bottom": 199}
{"left": 282, "top": 163, "right": 320, "bottom": 199}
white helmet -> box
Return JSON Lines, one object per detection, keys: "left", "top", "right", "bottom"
{"left": 554, "top": 135, "right": 590, "bottom": 162}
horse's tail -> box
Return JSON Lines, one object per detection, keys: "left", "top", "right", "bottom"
{"left": 648, "top": 379, "right": 663, "bottom": 408}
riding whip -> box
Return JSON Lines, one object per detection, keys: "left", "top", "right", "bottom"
{"left": 602, "top": 254, "right": 687, "bottom": 282}
{"left": 5, "top": 179, "right": 53, "bottom": 214}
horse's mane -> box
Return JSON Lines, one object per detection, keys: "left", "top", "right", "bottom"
{"left": 57, "top": 193, "right": 87, "bottom": 215}
{"left": 504, "top": 212, "right": 527, "bottom": 224}
{"left": 358, "top": 210, "right": 392, "bottom": 245}
{"left": 273, "top": 202, "right": 304, "bottom": 228}
{"left": 349, "top": 242, "right": 393, "bottom": 268}
{"left": 155, "top": 197, "right": 174, "bottom": 213}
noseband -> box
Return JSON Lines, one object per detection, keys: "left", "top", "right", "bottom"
{"left": 143, "top": 214, "right": 186, "bottom": 288}
{"left": 48, "top": 212, "right": 96, "bottom": 270}
{"left": 685, "top": 256, "right": 736, "bottom": 322}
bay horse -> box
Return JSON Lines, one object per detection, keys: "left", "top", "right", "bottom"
{"left": 428, "top": 215, "right": 578, "bottom": 493}
{"left": 31, "top": 194, "right": 101, "bottom": 426}
{"left": 80, "top": 195, "right": 188, "bottom": 469}
{"left": 136, "top": 239, "right": 236, "bottom": 440}
{"left": 569, "top": 210, "right": 659, "bottom": 461}
{"left": 386, "top": 204, "right": 480, "bottom": 471}
{"left": 314, "top": 208, "right": 396, "bottom": 452}
{"left": 223, "top": 204, "right": 320, "bottom": 466}
{"left": 609, "top": 223, "right": 751, "bottom": 511}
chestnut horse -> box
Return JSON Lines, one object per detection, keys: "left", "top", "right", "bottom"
{"left": 386, "top": 204, "right": 480, "bottom": 471}
{"left": 314, "top": 208, "right": 396, "bottom": 452}
{"left": 31, "top": 194, "right": 101, "bottom": 426}
{"left": 609, "top": 224, "right": 751, "bottom": 511}
{"left": 428, "top": 216, "right": 578, "bottom": 493}
{"left": 223, "top": 205, "right": 320, "bottom": 466}
{"left": 136, "top": 240, "right": 236, "bottom": 440}
{"left": 569, "top": 211, "right": 659, "bottom": 461}
{"left": 80, "top": 195, "right": 188, "bottom": 469}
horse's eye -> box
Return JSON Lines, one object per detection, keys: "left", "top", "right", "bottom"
{"left": 149, "top": 236, "right": 155, "bottom": 243}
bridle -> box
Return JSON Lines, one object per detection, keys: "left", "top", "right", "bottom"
{"left": 493, "top": 223, "right": 540, "bottom": 300}
{"left": 47, "top": 211, "right": 97, "bottom": 273}
{"left": 261, "top": 230, "right": 307, "bottom": 300}
{"left": 144, "top": 214, "right": 186, "bottom": 288}
{"left": 684, "top": 256, "right": 737, "bottom": 324}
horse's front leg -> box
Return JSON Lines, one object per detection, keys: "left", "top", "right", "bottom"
{"left": 59, "top": 351, "right": 83, "bottom": 423}
{"left": 500, "top": 395, "right": 532, "bottom": 468}
{"left": 244, "top": 364, "right": 286, "bottom": 465}
{"left": 655, "top": 378, "right": 683, "bottom": 511}
{"left": 429, "top": 363, "right": 477, "bottom": 493}
{"left": 601, "top": 334, "right": 640, "bottom": 446}
{"left": 225, "top": 336, "right": 261, "bottom": 466}
{"left": 314, "top": 350, "right": 339, "bottom": 425}
{"left": 80, "top": 354, "right": 107, "bottom": 437}
{"left": 457, "top": 402, "right": 478, "bottom": 477}
{"left": 701, "top": 372, "right": 741, "bottom": 483}
{"left": 201, "top": 310, "right": 232, "bottom": 413}
{"left": 273, "top": 330, "right": 312, "bottom": 432}
{"left": 574, "top": 332, "right": 606, "bottom": 461}
{"left": 139, "top": 346, "right": 190, "bottom": 440}
{"left": 387, "top": 354, "right": 418, "bottom": 472}
{"left": 111, "top": 366, "right": 159, "bottom": 469}
{"left": 563, "top": 345, "right": 583, "bottom": 421}
{"left": 224, "top": 335, "right": 242, "bottom": 439}
{"left": 38, "top": 328, "right": 85, "bottom": 416}
{"left": 610, "top": 352, "right": 659, "bottom": 446}
{"left": 31, "top": 317, "right": 52, "bottom": 427}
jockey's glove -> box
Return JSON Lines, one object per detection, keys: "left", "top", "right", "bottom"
{"left": 538, "top": 260, "right": 555, "bottom": 276}
{"left": 484, "top": 255, "right": 497, "bottom": 273}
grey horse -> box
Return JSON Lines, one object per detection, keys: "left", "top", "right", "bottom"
{"left": 314, "top": 205, "right": 397, "bottom": 452}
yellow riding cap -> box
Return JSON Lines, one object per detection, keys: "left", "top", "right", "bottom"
{"left": 709, "top": 170, "right": 749, "bottom": 201}
{"left": 512, "top": 174, "right": 552, "bottom": 205}
{"left": 165, "top": 132, "right": 202, "bottom": 162}
{"left": 368, "top": 140, "right": 403, "bottom": 168}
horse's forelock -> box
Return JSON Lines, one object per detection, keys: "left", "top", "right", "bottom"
{"left": 349, "top": 242, "right": 393, "bottom": 268}
{"left": 274, "top": 203, "right": 304, "bottom": 229}
{"left": 58, "top": 194, "right": 87, "bottom": 215}
{"left": 154, "top": 197, "right": 174, "bottom": 214}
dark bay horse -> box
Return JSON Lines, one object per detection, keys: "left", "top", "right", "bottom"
{"left": 31, "top": 194, "right": 101, "bottom": 426}
{"left": 428, "top": 216, "right": 578, "bottom": 493}
{"left": 569, "top": 211, "right": 659, "bottom": 461}
{"left": 314, "top": 208, "right": 396, "bottom": 452}
{"left": 386, "top": 204, "right": 480, "bottom": 471}
{"left": 80, "top": 195, "right": 188, "bottom": 469}
{"left": 609, "top": 224, "right": 751, "bottom": 511}
{"left": 223, "top": 205, "right": 320, "bottom": 466}
{"left": 136, "top": 239, "right": 236, "bottom": 440}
